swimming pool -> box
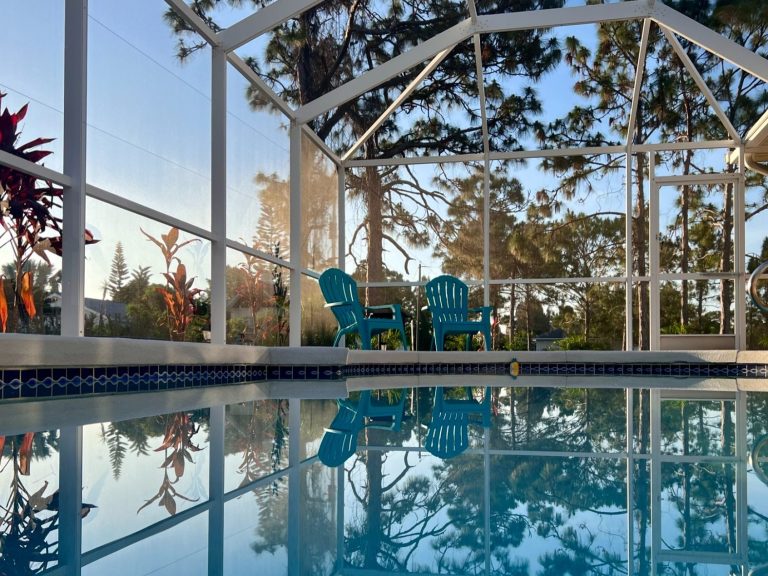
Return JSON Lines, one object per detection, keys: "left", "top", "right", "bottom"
{"left": 1, "top": 358, "right": 767, "bottom": 576}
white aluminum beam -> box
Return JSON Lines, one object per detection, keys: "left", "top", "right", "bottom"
{"left": 218, "top": 0, "right": 326, "bottom": 53}
{"left": 654, "top": 173, "right": 739, "bottom": 185}
{"left": 649, "top": 154, "right": 660, "bottom": 351}
{"left": 338, "top": 167, "right": 346, "bottom": 269}
{"left": 736, "top": 146, "right": 747, "bottom": 349}
{"left": 627, "top": 19, "right": 652, "bottom": 148}
{"left": 210, "top": 48, "right": 228, "bottom": 345}
{"left": 164, "top": 0, "right": 219, "bottom": 46}
{"left": 0, "top": 150, "right": 72, "bottom": 187}
{"left": 227, "top": 53, "right": 296, "bottom": 119}
{"left": 346, "top": 152, "right": 485, "bottom": 167}
{"left": 343, "top": 141, "right": 735, "bottom": 167}
{"left": 86, "top": 184, "right": 215, "bottom": 242}
{"left": 625, "top": 151, "right": 634, "bottom": 350}
{"left": 61, "top": 0, "right": 88, "bottom": 340}
{"left": 226, "top": 238, "right": 291, "bottom": 268}
{"left": 302, "top": 124, "right": 341, "bottom": 164}
{"left": 661, "top": 27, "right": 740, "bottom": 143}
{"left": 289, "top": 122, "right": 302, "bottom": 347}
{"left": 475, "top": 0, "right": 652, "bottom": 34}
{"left": 296, "top": 19, "right": 475, "bottom": 124}
{"left": 342, "top": 47, "right": 454, "bottom": 162}
{"left": 652, "top": 2, "right": 768, "bottom": 84}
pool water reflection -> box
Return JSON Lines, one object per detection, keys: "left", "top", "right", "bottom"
{"left": 1, "top": 384, "right": 767, "bottom": 575}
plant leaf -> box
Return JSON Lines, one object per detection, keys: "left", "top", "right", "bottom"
{"left": 0, "top": 278, "right": 7, "bottom": 332}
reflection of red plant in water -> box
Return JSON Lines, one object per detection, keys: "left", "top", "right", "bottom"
{"left": 0, "top": 433, "right": 58, "bottom": 574}
{"left": 0, "top": 93, "right": 98, "bottom": 332}
{"left": 141, "top": 227, "right": 202, "bottom": 341}
{"left": 138, "top": 413, "right": 202, "bottom": 516}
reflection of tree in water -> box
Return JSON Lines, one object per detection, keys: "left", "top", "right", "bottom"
{"left": 0, "top": 432, "right": 60, "bottom": 575}
{"left": 225, "top": 400, "right": 289, "bottom": 493}
{"left": 137, "top": 412, "right": 206, "bottom": 516}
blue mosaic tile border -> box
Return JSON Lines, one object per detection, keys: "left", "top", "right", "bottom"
{"left": 0, "top": 364, "right": 345, "bottom": 400}
{"left": 2, "top": 361, "right": 767, "bottom": 401}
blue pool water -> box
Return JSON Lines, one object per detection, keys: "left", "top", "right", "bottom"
{"left": 1, "top": 382, "right": 767, "bottom": 575}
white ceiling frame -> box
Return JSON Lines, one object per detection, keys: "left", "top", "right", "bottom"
{"left": 296, "top": 1, "right": 653, "bottom": 125}
{"left": 474, "top": 0, "right": 652, "bottom": 34}
{"left": 296, "top": 19, "right": 474, "bottom": 124}
{"left": 651, "top": 2, "right": 768, "bottom": 84}
{"left": 473, "top": 33, "right": 490, "bottom": 157}
{"left": 163, "top": 0, "right": 219, "bottom": 46}
{"left": 660, "top": 26, "right": 741, "bottom": 143}
{"left": 227, "top": 53, "right": 296, "bottom": 120}
{"left": 341, "top": 48, "right": 455, "bottom": 162}
{"left": 302, "top": 124, "right": 341, "bottom": 165}
{"left": 344, "top": 140, "right": 736, "bottom": 167}
{"left": 217, "top": 0, "right": 327, "bottom": 53}
{"left": 626, "top": 19, "right": 652, "bottom": 148}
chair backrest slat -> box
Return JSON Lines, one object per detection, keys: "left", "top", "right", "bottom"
{"left": 426, "top": 275, "right": 468, "bottom": 322}
{"left": 319, "top": 268, "right": 364, "bottom": 328}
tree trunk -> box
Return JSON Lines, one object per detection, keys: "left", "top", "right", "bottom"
{"left": 364, "top": 164, "right": 385, "bottom": 305}
{"left": 720, "top": 180, "right": 734, "bottom": 334}
{"left": 635, "top": 148, "right": 649, "bottom": 350}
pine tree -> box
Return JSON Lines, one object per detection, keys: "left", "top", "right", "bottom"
{"left": 108, "top": 242, "right": 129, "bottom": 301}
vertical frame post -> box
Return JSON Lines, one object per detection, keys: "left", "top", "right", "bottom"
{"left": 648, "top": 153, "right": 660, "bottom": 351}
{"left": 210, "top": 48, "right": 227, "bottom": 344}
{"left": 735, "top": 147, "right": 747, "bottom": 348}
{"left": 61, "top": 0, "right": 88, "bottom": 337}
{"left": 289, "top": 123, "right": 302, "bottom": 347}
{"left": 208, "top": 405, "right": 225, "bottom": 575}
{"left": 338, "top": 165, "right": 346, "bottom": 270}
{"left": 59, "top": 426, "right": 83, "bottom": 576}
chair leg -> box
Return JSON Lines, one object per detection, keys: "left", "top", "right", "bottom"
{"left": 333, "top": 331, "right": 343, "bottom": 347}
{"left": 464, "top": 333, "right": 471, "bottom": 351}
{"left": 435, "top": 328, "right": 444, "bottom": 351}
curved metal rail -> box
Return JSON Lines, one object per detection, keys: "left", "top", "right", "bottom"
{"left": 748, "top": 260, "right": 768, "bottom": 312}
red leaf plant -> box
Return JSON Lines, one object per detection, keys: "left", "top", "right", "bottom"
{"left": 0, "top": 92, "right": 98, "bottom": 332}
{"left": 138, "top": 413, "right": 202, "bottom": 517}
{"left": 141, "top": 226, "right": 202, "bottom": 341}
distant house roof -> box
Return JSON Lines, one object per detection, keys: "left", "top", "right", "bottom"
{"left": 47, "top": 294, "right": 127, "bottom": 318}
{"left": 84, "top": 298, "right": 127, "bottom": 318}
{"left": 535, "top": 328, "right": 566, "bottom": 341}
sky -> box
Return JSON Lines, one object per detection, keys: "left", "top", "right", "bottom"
{"left": 1, "top": 0, "right": 767, "bottom": 301}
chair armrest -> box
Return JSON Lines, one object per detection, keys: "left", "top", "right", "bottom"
{"left": 468, "top": 306, "right": 494, "bottom": 320}
{"left": 365, "top": 304, "right": 400, "bottom": 311}
{"left": 364, "top": 304, "right": 403, "bottom": 320}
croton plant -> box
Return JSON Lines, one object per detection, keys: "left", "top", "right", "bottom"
{"left": 0, "top": 91, "right": 97, "bottom": 332}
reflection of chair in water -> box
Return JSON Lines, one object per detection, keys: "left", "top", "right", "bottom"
{"left": 318, "top": 390, "right": 406, "bottom": 467}
{"left": 425, "top": 387, "right": 491, "bottom": 459}
{"left": 319, "top": 268, "right": 408, "bottom": 350}
{"left": 751, "top": 434, "right": 768, "bottom": 486}
{"left": 424, "top": 275, "right": 492, "bottom": 351}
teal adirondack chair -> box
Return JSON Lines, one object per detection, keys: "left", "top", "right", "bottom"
{"left": 319, "top": 268, "right": 408, "bottom": 350}
{"left": 425, "top": 387, "right": 491, "bottom": 459}
{"left": 318, "top": 390, "right": 406, "bottom": 467}
{"left": 424, "top": 275, "right": 493, "bottom": 351}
